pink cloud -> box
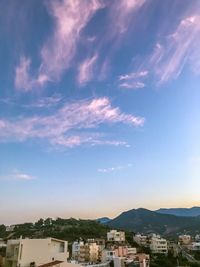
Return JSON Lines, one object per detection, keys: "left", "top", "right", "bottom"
{"left": 0, "top": 97, "right": 144, "bottom": 148}
{"left": 118, "top": 70, "right": 148, "bottom": 89}
{"left": 149, "top": 15, "right": 200, "bottom": 83}
{"left": 110, "top": 0, "right": 146, "bottom": 35}
{"left": 77, "top": 54, "right": 98, "bottom": 85}
{"left": 15, "top": 56, "right": 50, "bottom": 91}
{"left": 15, "top": 0, "right": 103, "bottom": 91}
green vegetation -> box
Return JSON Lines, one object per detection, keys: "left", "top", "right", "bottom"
{"left": 0, "top": 225, "right": 6, "bottom": 238}
{"left": 0, "top": 218, "right": 110, "bottom": 243}
{"left": 150, "top": 252, "right": 200, "bottom": 267}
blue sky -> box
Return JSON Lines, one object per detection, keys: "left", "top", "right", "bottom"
{"left": 0, "top": 0, "right": 200, "bottom": 225}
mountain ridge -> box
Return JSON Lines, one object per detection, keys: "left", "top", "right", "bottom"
{"left": 156, "top": 206, "right": 200, "bottom": 217}
{"left": 106, "top": 208, "right": 200, "bottom": 236}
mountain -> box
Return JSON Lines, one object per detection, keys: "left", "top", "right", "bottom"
{"left": 107, "top": 208, "right": 200, "bottom": 236}
{"left": 96, "top": 217, "right": 111, "bottom": 224}
{"left": 156, "top": 207, "right": 200, "bottom": 217}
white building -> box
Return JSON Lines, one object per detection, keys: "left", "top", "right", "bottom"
{"left": 150, "top": 235, "right": 168, "bottom": 254}
{"left": 0, "top": 239, "right": 7, "bottom": 248}
{"left": 5, "top": 237, "right": 69, "bottom": 267}
{"left": 107, "top": 231, "right": 125, "bottom": 242}
{"left": 6, "top": 226, "right": 15, "bottom": 232}
{"left": 133, "top": 235, "right": 148, "bottom": 247}
{"left": 195, "top": 235, "right": 200, "bottom": 242}
{"left": 113, "top": 255, "right": 150, "bottom": 267}
{"left": 101, "top": 250, "right": 116, "bottom": 262}
{"left": 189, "top": 242, "right": 200, "bottom": 251}
{"left": 178, "top": 235, "right": 191, "bottom": 245}
{"left": 72, "top": 242, "right": 85, "bottom": 262}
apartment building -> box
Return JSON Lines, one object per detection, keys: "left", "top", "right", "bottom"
{"left": 114, "top": 247, "right": 137, "bottom": 257}
{"left": 113, "top": 254, "right": 150, "bottom": 267}
{"left": 149, "top": 235, "right": 168, "bottom": 254}
{"left": 107, "top": 231, "right": 125, "bottom": 242}
{"left": 178, "top": 235, "right": 191, "bottom": 245}
{"left": 72, "top": 241, "right": 100, "bottom": 263}
{"left": 5, "top": 238, "right": 68, "bottom": 267}
{"left": 101, "top": 250, "right": 116, "bottom": 262}
{"left": 133, "top": 235, "right": 148, "bottom": 247}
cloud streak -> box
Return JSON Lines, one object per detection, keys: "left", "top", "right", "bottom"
{"left": 1, "top": 170, "right": 35, "bottom": 181}
{"left": 119, "top": 70, "right": 148, "bottom": 89}
{"left": 77, "top": 54, "right": 98, "bottom": 85}
{"left": 109, "top": 0, "right": 146, "bottom": 35}
{"left": 0, "top": 97, "right": 144, "bottom": 148}
{"left": 149, "top": 15, "right": 200, "bottom": 84}
{"left": 98, "top": 163, "right": 132, "bottom": 173}
{"left": 15, "top": 0, "right": 103, "bottom": 91}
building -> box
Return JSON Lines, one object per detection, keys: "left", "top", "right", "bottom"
{"left": 6, "top": 226, "right": 15, "bottom": 232}
{"left": 195, "top": 235, "right": 200, "bottom": 242}
{"left": 38, "top": 261, "right": 82, "bottom": 267}
{"left": 101, "top": 250, "right": 116, "bottom": 262}
{"left": 107, "top": 231, "right": 125, "bottom": 242}
{"left": 178, "top": 235, "right": 191, "bottom": 245}
{"left": 114, "top": 247, "right": 137, "bottom": 257}
{"left": 5, "top": 237, "right": 69, "bottom": 267}
{"left": 0, "top": 239, "right": 7, "bottom": 248}
{"left": 72, "top": 241, "right": 101, "bottom": 263}
{"left": 189, "top": 242, "right": 200, "bottom": 251}
{"left": 133, "top": 235, "right": 148, "bottom": 247}
{"left": 72, "top": 242, "right": 85, "bottom": 262}
{"left": 149, "top": 235, "right": 168, "bottom": 254}
{"left": 113, "top": 254, "right": 150, "bottom": 267}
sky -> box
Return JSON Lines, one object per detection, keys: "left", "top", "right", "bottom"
{"left": 0, "top": 0, "right": 200, "bottom": 225}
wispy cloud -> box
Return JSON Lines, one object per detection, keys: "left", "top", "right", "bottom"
{"left": 15, "top": 0, "right": 103, "bottom": 91}
{"left": 149, "top": 15, "right": 200, "bottom": 84}
{"left": 98, "top": 163, "right": 132, "bottom": 173}
{"left": 0, "top": 97, "right": 144, "bottom": 148}
{"left": 1, "top": 170, "right": 35, "bottom": 181}
{"left": 119, "top": 70, "right": 148, "bottom": 89}
{"left": 77, "top": 54, "right": 98, "bottom": 85}
{"left": 109, "top": 0, "right": 146, "bottom": 35}
{"left": 15, "top": 56, "right": 49, "bottom": 91}
{"left": 27, "top": 94, "right": 62, "bottom": 108}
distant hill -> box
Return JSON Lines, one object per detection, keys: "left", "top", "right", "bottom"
{"left": 156, "top": 207, "right": 200, "bottom": 217}
{"left": 107, "top": 208, "right": 200, "bottom": 236}
{"left": 96, "top": 217, "right": 111, "bottom": 224}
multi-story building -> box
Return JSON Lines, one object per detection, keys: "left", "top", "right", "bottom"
{"left": 72, "top": 241, "right": 85, "bottom": 262}
{"left": 0, "top": 239, "right": 6, "bottom": 248}
{"left": 178, "top": 235, "right": 191, "bottom": 245}
{"left": 101, "top": 250, "right": 116, "bottom": 262}
{"left": 113, "top": 254, "right": 150, "bottom": 267}
{"left": 114, "top": 247, "right": 137, "bottom": 257}
{"left": 5, "top": 238, "right": 69, "bottom": 267}
{"left": 195, "top": 235, "right": 200, "bottom": 242}
{"left": 72, "top": 241, "right": 101, "bottom": 263}
{"left": 107, "top": 231, "right": 125, "bottom": 242}
{"left": 189, "top": 242, "right": 200, "bottom": 251}
{"left": 149, "top": 235, "right": 168, "bottom": 254}
{"left": 133, "top": 235, "right": 148, "bottom": 247}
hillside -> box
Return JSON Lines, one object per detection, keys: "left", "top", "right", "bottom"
{"left": 107, "top": 208, "right": 200, "bottom": 236}
{"left": 156, "top": 207, "right": 200, "bottom": 217}
{"left": 0, "top": 218, "right": 110, "bottom": 243}
{"left": 96, "top": 217, "right": 111, "bottom": 224}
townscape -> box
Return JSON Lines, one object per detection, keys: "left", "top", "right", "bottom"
{"left": 1, "top": 220, "right": 200, "bottom": 267}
